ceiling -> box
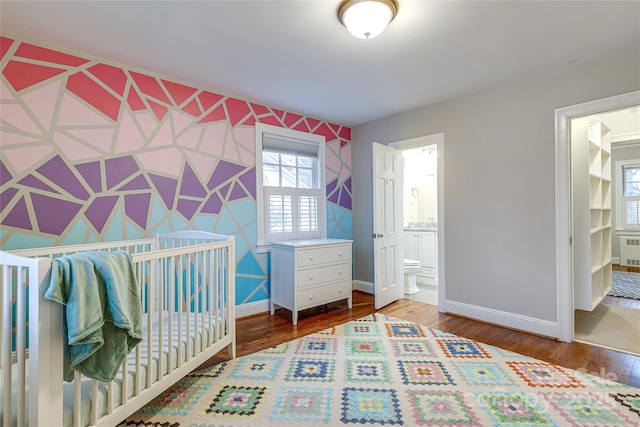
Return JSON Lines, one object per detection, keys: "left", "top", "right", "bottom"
{"left": 2, "top": 1, "right": 639, "bottom": 126}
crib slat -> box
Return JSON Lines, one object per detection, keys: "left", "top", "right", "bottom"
{"left": 135, "top": 262, "right": 143, "bottom": 397}
{"left": 122, "top": 357, "right": 128, "bottom": 406}
{"left": 74, "top": 371, "right": 82, "bottom": 427}
{"left": 147, "top": 258, "right": 154, "bottom": 390}
{"left": 167, "top": 256, "right": 174, "bottom": 375}
{"left": 107, "top": 379, "right": 114, "bottom": 415}
{"left": 177, "top": 255, "right": 183, "bottom": 366}
{"left": 16, "top": 266, "right": 26, "bottom": 427}
{"left": 156, "top": 256, "right": 164, "bottom": 382}
{"left": 186, "top": 252, "right": 192, "bottom": 362}
{"left": 91, "top": 378, "right": 99, "bottom": 425}
{"left": 2, "top": 265, "right": 12, "bottom": 427}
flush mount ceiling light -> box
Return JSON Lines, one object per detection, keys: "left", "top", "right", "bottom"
{"left": 338, "top": 0, "right": 399, "bottom": 39}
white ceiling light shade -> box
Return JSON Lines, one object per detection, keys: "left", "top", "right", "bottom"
{"left": 338, "top": 0, "right": 399, "bottom": 39}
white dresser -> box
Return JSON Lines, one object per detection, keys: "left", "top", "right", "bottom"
{"left": 270, "top": 239, "right": 353, "bottom": 325}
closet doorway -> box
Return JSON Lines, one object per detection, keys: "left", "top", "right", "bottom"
{"left": 555, "top": 90, "right": 640, "bottom": 350}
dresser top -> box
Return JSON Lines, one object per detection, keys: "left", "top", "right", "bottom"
{"left": 271, "top": 238, "right": 353, "bottom": 248}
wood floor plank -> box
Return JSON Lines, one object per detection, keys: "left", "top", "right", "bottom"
{"left": 200, "top": 291, "right": 639, "bottom": 386}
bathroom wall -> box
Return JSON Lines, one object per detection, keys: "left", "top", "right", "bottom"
{"left": 0, "top": 35, "right": 352, "bottom": 307}
{"left": 403, "top": 146, "right": 437, "bottom": 226}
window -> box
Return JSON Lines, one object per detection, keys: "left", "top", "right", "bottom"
{"left": 615, "top": 159, "right": 640, "bottom": 231}
{"left": 256, "top": 123, "right": 326, "bottom": 251}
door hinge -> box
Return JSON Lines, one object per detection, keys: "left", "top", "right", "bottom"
{"left": 569, "top": 236, "right": 572, "bottom": 245}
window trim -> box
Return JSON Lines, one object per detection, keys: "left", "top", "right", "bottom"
{"left": 256, "top": 123, "right": 326, "bottom": 253}
{"left": 615, "top": 158, "right": 640, "bottom": 232}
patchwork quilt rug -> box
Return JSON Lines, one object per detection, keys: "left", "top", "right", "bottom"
{"left": 122, "top": 313, "right": 640, "bottom": 426}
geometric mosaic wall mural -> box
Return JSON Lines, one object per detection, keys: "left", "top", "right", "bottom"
{"left": 0, "top": 35, "right": 352, "bottom": 306}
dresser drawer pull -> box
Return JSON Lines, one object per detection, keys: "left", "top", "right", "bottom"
{"left": 338, "top": 252, "right": 343, "bottom": 257}
{"left": 309, "top": 295, "right": 313, "bottom": 300}
{"left": 338, "top": 288, "right": 342, "bottom": 293}
{"left": 309, "top": 255, "right": 314, "bottom": 261}
{"left": 309, "top": 275, "right": 313, "bottom": 281}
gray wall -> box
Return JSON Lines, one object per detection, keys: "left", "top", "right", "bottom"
{"left": 352, "top": 41, "right": 640, "bottom": 325}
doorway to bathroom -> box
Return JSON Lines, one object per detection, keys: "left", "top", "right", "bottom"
{"left": 389, "top": 134, "right": 443, "bottom": 307}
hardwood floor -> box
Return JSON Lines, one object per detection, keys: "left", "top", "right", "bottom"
{"left": 201, "top": 291, "right": 640, "bottom": 387}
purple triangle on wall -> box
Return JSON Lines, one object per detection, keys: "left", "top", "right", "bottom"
{"left": 31, "top": 194, "right": 82, "bottom": 235}
{"left": 75, "top": 161, "right": 102, "bottom": 193}
{"left": 149, "top": 174, "right": 178, "bottom": 210}
{"left": 2, "top": 196, "right": 32, "bottom": 230}
{"left": 228, "top": 182, "right": 247, "bottom": 201}
{"left": 339, "top": 186, "right": 352, "bottom": 210}
{"left": 85, "top": 195, "right": 118, "bottom": 232}
{"left": 0, "top": 188, "right": 19, "bottom": 212}
{"left": 328, "top": 187, "right": 340, "bottom": 204}
{"left": 118, "top": 174, "right": 151, "bottom": 191}
{"left": 219, "top": 182, "right": 231, "bottom": 199}
{"left": 201, "top": 193, "right": 223, "bottom": 214}
{"left": 177, "top": 198, "right": 201, "bottom": 220}
{"left": 37, "top": 155, "right": 90, "bottom": 201}
{"left": 105, "top": 156, "right": 139, "bottom": 190}
{"left": 124, "top": 193, "right": 151, "bottom": 229}
{"left": 345, "top": 177, "right": 352, "bottom": 193}
{"left": 0, "top": 161, "right": 13, "bottom": 186}
{"left": 18, "top": 175, "right": 59, "bottom": 194}
{"left": 179, "top": 162, "right": 207, "bottom": 197}
{"left": 238, "top": 167, "right": 256, "bottom": 199}
{"left": 326, "top": 178, "right": 338, "bottom": 197}
{"left": 207, "top": 160, "right": 245, "bottom": 190}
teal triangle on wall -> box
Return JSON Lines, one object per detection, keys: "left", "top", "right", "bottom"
{"left": 104, "top": 207, "right": 124, "bottom": 242}
{"left": 60, "top": 219, "right": 90, "bottom": 246}
{"left": 237, "top": 251, "right": 264, "bottom": 276}
{"left": 149, "top": 197, "right": 169, "bottom": 230}
{"left": 169, "top": 212, "right": 188, "bottom": 231}
{"left": 125, "top": 219, "right": 145, "bottom": 240}
{"left": 215, "top": 208, "right": 239, "bottom": 235}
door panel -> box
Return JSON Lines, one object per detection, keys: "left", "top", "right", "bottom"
{"left": 373, "top": 143, "right": 404, "bottom": 309}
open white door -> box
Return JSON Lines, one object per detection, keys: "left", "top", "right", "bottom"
{"left": 372, "top": 143, "right": 404, "bottom": 309}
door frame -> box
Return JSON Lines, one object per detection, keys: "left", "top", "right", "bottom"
{"left": 555, "top": 90, "right": 640, "bottom": 342}
{"left": 389, "top": 132, "right": 445, "bottom": 311}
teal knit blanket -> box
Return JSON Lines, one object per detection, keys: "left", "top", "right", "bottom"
{"left": 45, "top": 250, "right": 142, "bottom": 382}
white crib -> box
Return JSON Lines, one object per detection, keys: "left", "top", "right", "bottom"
{"left": 0, "top": 231, "right": 236, "bottom": 427}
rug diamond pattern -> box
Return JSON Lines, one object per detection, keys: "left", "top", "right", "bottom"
{"left": 123, "top": 313, "right": 639, "bottom": 426}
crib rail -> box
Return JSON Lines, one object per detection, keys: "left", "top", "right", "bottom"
{"left": 1, "top": 231, "right": 235, "bottom": 427}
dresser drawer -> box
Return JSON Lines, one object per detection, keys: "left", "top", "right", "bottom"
{"left": 297, "top": 281, "right": 351, "bottom": 309}
{"left": 297, "top": 244, "right": 351, "bottom": 267}
{"left": 297, "top": 262, "right": 351, "bottom": 288}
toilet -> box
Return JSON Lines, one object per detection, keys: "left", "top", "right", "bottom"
{"left": 404, "top": 259, "right": 421, "bottom": 294}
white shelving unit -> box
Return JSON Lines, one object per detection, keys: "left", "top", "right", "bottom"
{"left": 572, "top": 119, "right": 613, "bottom": 311}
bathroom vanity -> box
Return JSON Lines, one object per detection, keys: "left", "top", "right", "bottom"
{"left": 404, "top": 228, "right": 438, "bottom": 285}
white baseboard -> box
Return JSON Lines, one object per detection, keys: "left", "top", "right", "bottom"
{"left": 236, "top": 300, "right": 270, "bottom": 319}
{"left": 443, "top": 300, "right": 559, "bottom": 339}
{"left": 353, "top": 280, "right": 374, "bottom": 294}
{"left": 613, "top": 257, "right": 620, "bottom": 265}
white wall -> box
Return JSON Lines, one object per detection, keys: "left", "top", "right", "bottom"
{"left": 352, "top": 41, "right": 640, "bottom": 333}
